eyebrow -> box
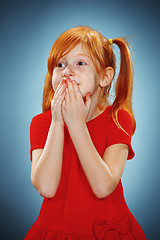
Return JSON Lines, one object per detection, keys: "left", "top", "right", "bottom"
{"left": 74, "top": 54, "right": 90, "bottom": 58}
{"left": 60, "top": 53, "right": 90, "bottom": 60}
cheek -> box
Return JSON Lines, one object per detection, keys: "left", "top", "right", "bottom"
{"left": 80, "top": 73, "right": 97, "bottom": 96}
{"left": 86, "top": 72, "right": 98, "bottom": 89}
{"left": 52, "top": 72, "right": 61, "bottom": 91}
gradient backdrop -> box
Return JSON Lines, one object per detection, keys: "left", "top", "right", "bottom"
{"left": 1, "top": 0, "right": 160, "bottom": 239}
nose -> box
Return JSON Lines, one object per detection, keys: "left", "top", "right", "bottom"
{"left": 62, "top": 65, "right": 75, "bottom": 78}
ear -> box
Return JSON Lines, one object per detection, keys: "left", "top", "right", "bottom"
{"left": 99, "top": 67, "right": 114, "bottom": 87}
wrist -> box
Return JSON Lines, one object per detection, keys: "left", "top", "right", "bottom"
{"left": 68, "top": 122, "right": 87, "bottom": 132}
{"left": 51, "top": 120, "right": 64, "bottom": 128}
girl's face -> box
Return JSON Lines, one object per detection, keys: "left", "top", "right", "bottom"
{"left": 52, "top": 43, "right": 102, "bottom": 100}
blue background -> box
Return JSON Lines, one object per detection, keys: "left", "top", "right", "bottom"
{"left": 1, "top": 0, "right": 160, "bottom": 239}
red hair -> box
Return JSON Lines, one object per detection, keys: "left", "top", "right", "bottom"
{"left": 42, "top": 26, "right": 136, "bottom": 135}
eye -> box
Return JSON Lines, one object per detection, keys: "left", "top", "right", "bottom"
{"left": 56, "top": 62, "right": 65, "bottom": 68}
{"left": 77, "top": 61, "right": 86, "bottom": 66}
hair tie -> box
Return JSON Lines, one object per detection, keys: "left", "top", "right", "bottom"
{"left": 108, "top": 38, "right": 113, "bottom": 45}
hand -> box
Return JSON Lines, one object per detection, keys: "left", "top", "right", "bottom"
{"left": 62, "top": 79, "right": 92, "bottom": 129}
{"left": 51, "top": 79, "right": 67, "bottom": 125}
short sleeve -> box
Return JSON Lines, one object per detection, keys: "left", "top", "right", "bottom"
{"left": 30, "top": 114, "right": 47, "bottom": 161}
{"left": 106, "top": 109, "right": 135, "bottom": 160}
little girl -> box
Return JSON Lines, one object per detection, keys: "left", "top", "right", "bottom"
{"left": 25, "top": 26, "right": 147, "bottom": 239}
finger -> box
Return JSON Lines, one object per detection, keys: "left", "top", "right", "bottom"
{"left": 55, "top": 90, "right": 66, "bottom": 106}
{"left": 54, "top": 79, "right": 65, "bottom": 93}
{"left": 67, "top": 80, "right": 77, "bottom": 101}
{"left": 65, "top": 87, "right": 70, "bottom": 103}
{"left": 72, "top": 81, "right": 83, "bottom": 103}
{"left": 53, "top": 84, "right": 67, "bottom": 102}
{"left": 54, "top": 81, "right": 67, "bottom": 99}
{"left": 85, "top": 92, "right": 92, "bottom": 112}
{"left": 52, "top": 85, "right": 67, "bottom": 107}
{"left": 62, "top": 98, "right": 66, "bottom": 106}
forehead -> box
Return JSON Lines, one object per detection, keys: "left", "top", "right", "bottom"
{"left": 62, "top": 43, "right": 90, "bottom": 59}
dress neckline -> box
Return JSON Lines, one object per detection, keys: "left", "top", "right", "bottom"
{"left": 86, "top": 105, "right": 110, "bottom": 125}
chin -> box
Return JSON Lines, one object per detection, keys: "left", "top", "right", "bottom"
{"left": 79, "top": 87, "right": 91, "bottom": 101}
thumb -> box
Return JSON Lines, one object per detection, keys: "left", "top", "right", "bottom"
{"left": 85, "top": 92, "right": 92, "bottom": 111}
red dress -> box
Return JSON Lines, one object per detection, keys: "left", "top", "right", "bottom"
{"left": 25, "top": 106, "right": 147, "bottom": 240}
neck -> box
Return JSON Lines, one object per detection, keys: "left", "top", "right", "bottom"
{"left": 86, "top": 86, "right": 104, "bottom": 122}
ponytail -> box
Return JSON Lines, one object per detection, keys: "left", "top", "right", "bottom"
{"left": 110, "top": 37, "right": 136, "bottom": 135}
